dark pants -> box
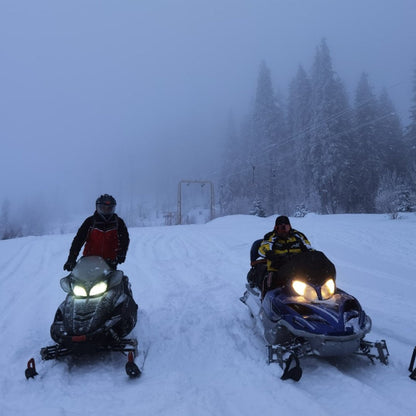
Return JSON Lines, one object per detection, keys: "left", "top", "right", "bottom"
{"left": 247, "top": 261, "right": 267, "bottom": 289}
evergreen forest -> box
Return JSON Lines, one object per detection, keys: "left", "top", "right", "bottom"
{"left": 218, "top": 39, "right": 416, "bottom": 218}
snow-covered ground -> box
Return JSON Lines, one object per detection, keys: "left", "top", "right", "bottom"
{"left": 1, "top": 213, "right": 416, "bottom": 416}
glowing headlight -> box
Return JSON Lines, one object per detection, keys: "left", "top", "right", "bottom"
{"left": 321, "top": 278, "right": 335, "bottom": 299}
{"left": 292, "top": 280, "right": 318, "bottom": 301}
{"left": 73, "top": 285, "right": 88, "bottom": 297}
{"left": 89, "top": 281, "right": 108, "bottom": 296}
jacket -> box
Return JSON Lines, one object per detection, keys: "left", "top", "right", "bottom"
{"left": 258, "top": 229, "right": 312, "bottom": 272}
{"left": 67, "top": 212, "right": 129, "bottom": 263}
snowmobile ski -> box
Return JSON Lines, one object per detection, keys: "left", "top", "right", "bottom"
{"left": 25, "top": 358, "right": 38, "bottom": 379}
{"left": 126, "top": 351, "right": 141, "bottom": 378}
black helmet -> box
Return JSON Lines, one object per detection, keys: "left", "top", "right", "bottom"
{"left": 96, "top": 194, "right": 116, "bottom": 218}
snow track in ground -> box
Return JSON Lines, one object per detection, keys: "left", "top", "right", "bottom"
{"left": 1, "top": 214, "right": 416, "bottom": 416}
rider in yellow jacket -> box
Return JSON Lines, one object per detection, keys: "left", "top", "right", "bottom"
{"left": 259, "top": 215, "right": 313, "bottom": 295}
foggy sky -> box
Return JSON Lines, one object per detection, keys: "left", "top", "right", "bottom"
{"left": 1, "top": 0, "right": 415, "bottom": 222}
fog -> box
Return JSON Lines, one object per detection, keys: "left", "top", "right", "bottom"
{"left": 1, "top": 0, "right": 415, "bottom": 228}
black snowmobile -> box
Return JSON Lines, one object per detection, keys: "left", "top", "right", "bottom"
{"left": 25, "top": 256, "right": 142, "bottom": 379}
{"left": 240, "top": 250, "right": 389, "bottom": 382}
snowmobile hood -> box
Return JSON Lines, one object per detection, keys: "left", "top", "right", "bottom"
{"left": 263, "top": 287, "right": 369, "bottom": 337}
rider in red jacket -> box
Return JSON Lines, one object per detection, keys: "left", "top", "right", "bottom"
{"left": 63, "top": 194, "right": 129, "bottom": 271}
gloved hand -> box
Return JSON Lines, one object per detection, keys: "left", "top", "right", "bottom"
{"left": 106, "top": 259, "right": 118, "bottom": 269}
{"left": 63, "top": 258, "right": 76, "bottom": 271}
{"left": 117, "top": 255, "right": 126, "bottom": 264}
{"left": 265, "top": 252, "right": 286, "bottom": 269}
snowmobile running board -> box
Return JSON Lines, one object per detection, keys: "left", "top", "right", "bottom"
{"left": 25, "top": 338, "right": 141, "bottom": 379}
{"left": 408, "top": 346, "right": 416, "bottom": 380}
{"left": 39, "top": 337, "right": 138, "bottom": 360}
{"left": 267, "top": 338, "right": 389, "bottom": 382}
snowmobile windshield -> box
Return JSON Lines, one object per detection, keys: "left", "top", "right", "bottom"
{"left": 279, "top": 251, "right": 336, "bottom": 286}
{"left": 68, "top": 256, "right": 112, "bottom": 298}
{"left": 71, "top": 256, "right": 112, "bottom": 284}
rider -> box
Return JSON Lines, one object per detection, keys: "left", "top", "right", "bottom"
{"left": 63, "top": 194, "right": 129, "bottom": 271}
{"left": 259, "top": 215, "right": 313, "bottom": 296}
{"left": 62, "top": 194, "right": 136, "bottom": 340}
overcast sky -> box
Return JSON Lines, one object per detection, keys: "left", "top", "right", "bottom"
{"left": 1, "top": 0, "right": 415, "bottom": 222}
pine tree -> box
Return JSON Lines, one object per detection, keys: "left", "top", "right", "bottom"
{"left": 376, "top": 89, "right": 405, "bottom": 175}
{"left": 269, "top": 90, "right": 288, "bottom": 214}
{"left": 218, "top": 112, "right": 252, "bottom": 214}
{"left": 249, "top": 198, "right": 266, "bottom": 217}
{"left": 287, "top": 65, "right": 313, "bottom": 212}
{"left": 0, "top": 199, "right": 20, "bottom": 239}
{"left": 352, "top": 73, "right": 381, "bottom": 212}
{"left": 405, "top": 68, "right": 416, "bottom": 165}
{"left": 309, "top": 39, "right": 353, "bottom": 213}
{"left": 404, "top": 68, "right": 416, "bottom": 210}
{"left": 249, "top": 61, "right": 283, "bottom": 215}
{"left": 375, "top": 171, "right": 412, "bottom": 217}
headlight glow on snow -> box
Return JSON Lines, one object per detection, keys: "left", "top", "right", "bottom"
{"left": 89, "top": 281, "right": 108, "bottom": 296}
{"left": 321, "top": 278, "right": 335, "bottom": 299}
{"left": 292, "top": 280, "right": 318, "bottom": 301}
{"left": 73, "top": 285, "right": 88, "bottom": 297}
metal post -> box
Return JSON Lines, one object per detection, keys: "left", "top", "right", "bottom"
{"left": 177, "top": 181, "right": 182, "bottom": 225}
{"left": 210, "top": 181, "right": 215, "bottom": 220}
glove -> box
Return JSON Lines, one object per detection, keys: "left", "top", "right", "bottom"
{"left": 106, "top": 259, "right": 118, "bottom": 269}
{"left": 265, "top": 252, "right": 286, "bottom": 269}
{"left": 117, "top": 255, "right": 126, "bottom": 264}
{"left": 63, "top": 258, "right": 76, "bottom": 271}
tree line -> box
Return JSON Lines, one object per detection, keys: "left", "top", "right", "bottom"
{"left": 218, "top": 39, "right": 416, "bottom": 218}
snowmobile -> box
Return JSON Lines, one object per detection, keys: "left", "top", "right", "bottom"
{"left": 240, "top": 250, "right": 389, "bottom": 382}
{"left": 25, "top": 256, "right": 142, "bottom": 379}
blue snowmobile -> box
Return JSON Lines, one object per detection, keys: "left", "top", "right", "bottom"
{"left": 240, "top": 250, "right": 389, "bottom": 381}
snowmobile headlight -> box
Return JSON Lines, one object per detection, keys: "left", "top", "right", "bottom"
{"left": 321, "top": 278, "right": 335, "bottom": 299}
{"left": 72, "top": 285, "right": 88, "bottom": 297}
{"left": 292, "top": 280, "right": 318, "bottom": 301}
{"left": 89, "top": 281, "right": 108, "bottom": 297}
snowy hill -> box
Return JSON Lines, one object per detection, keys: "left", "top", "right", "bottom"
{"left": 2, "top": 213, "right": 416, "bottom": 416}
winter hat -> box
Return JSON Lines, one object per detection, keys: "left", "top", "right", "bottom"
{"left": 275, "top": 215, "right": 291, "bottom": 226}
